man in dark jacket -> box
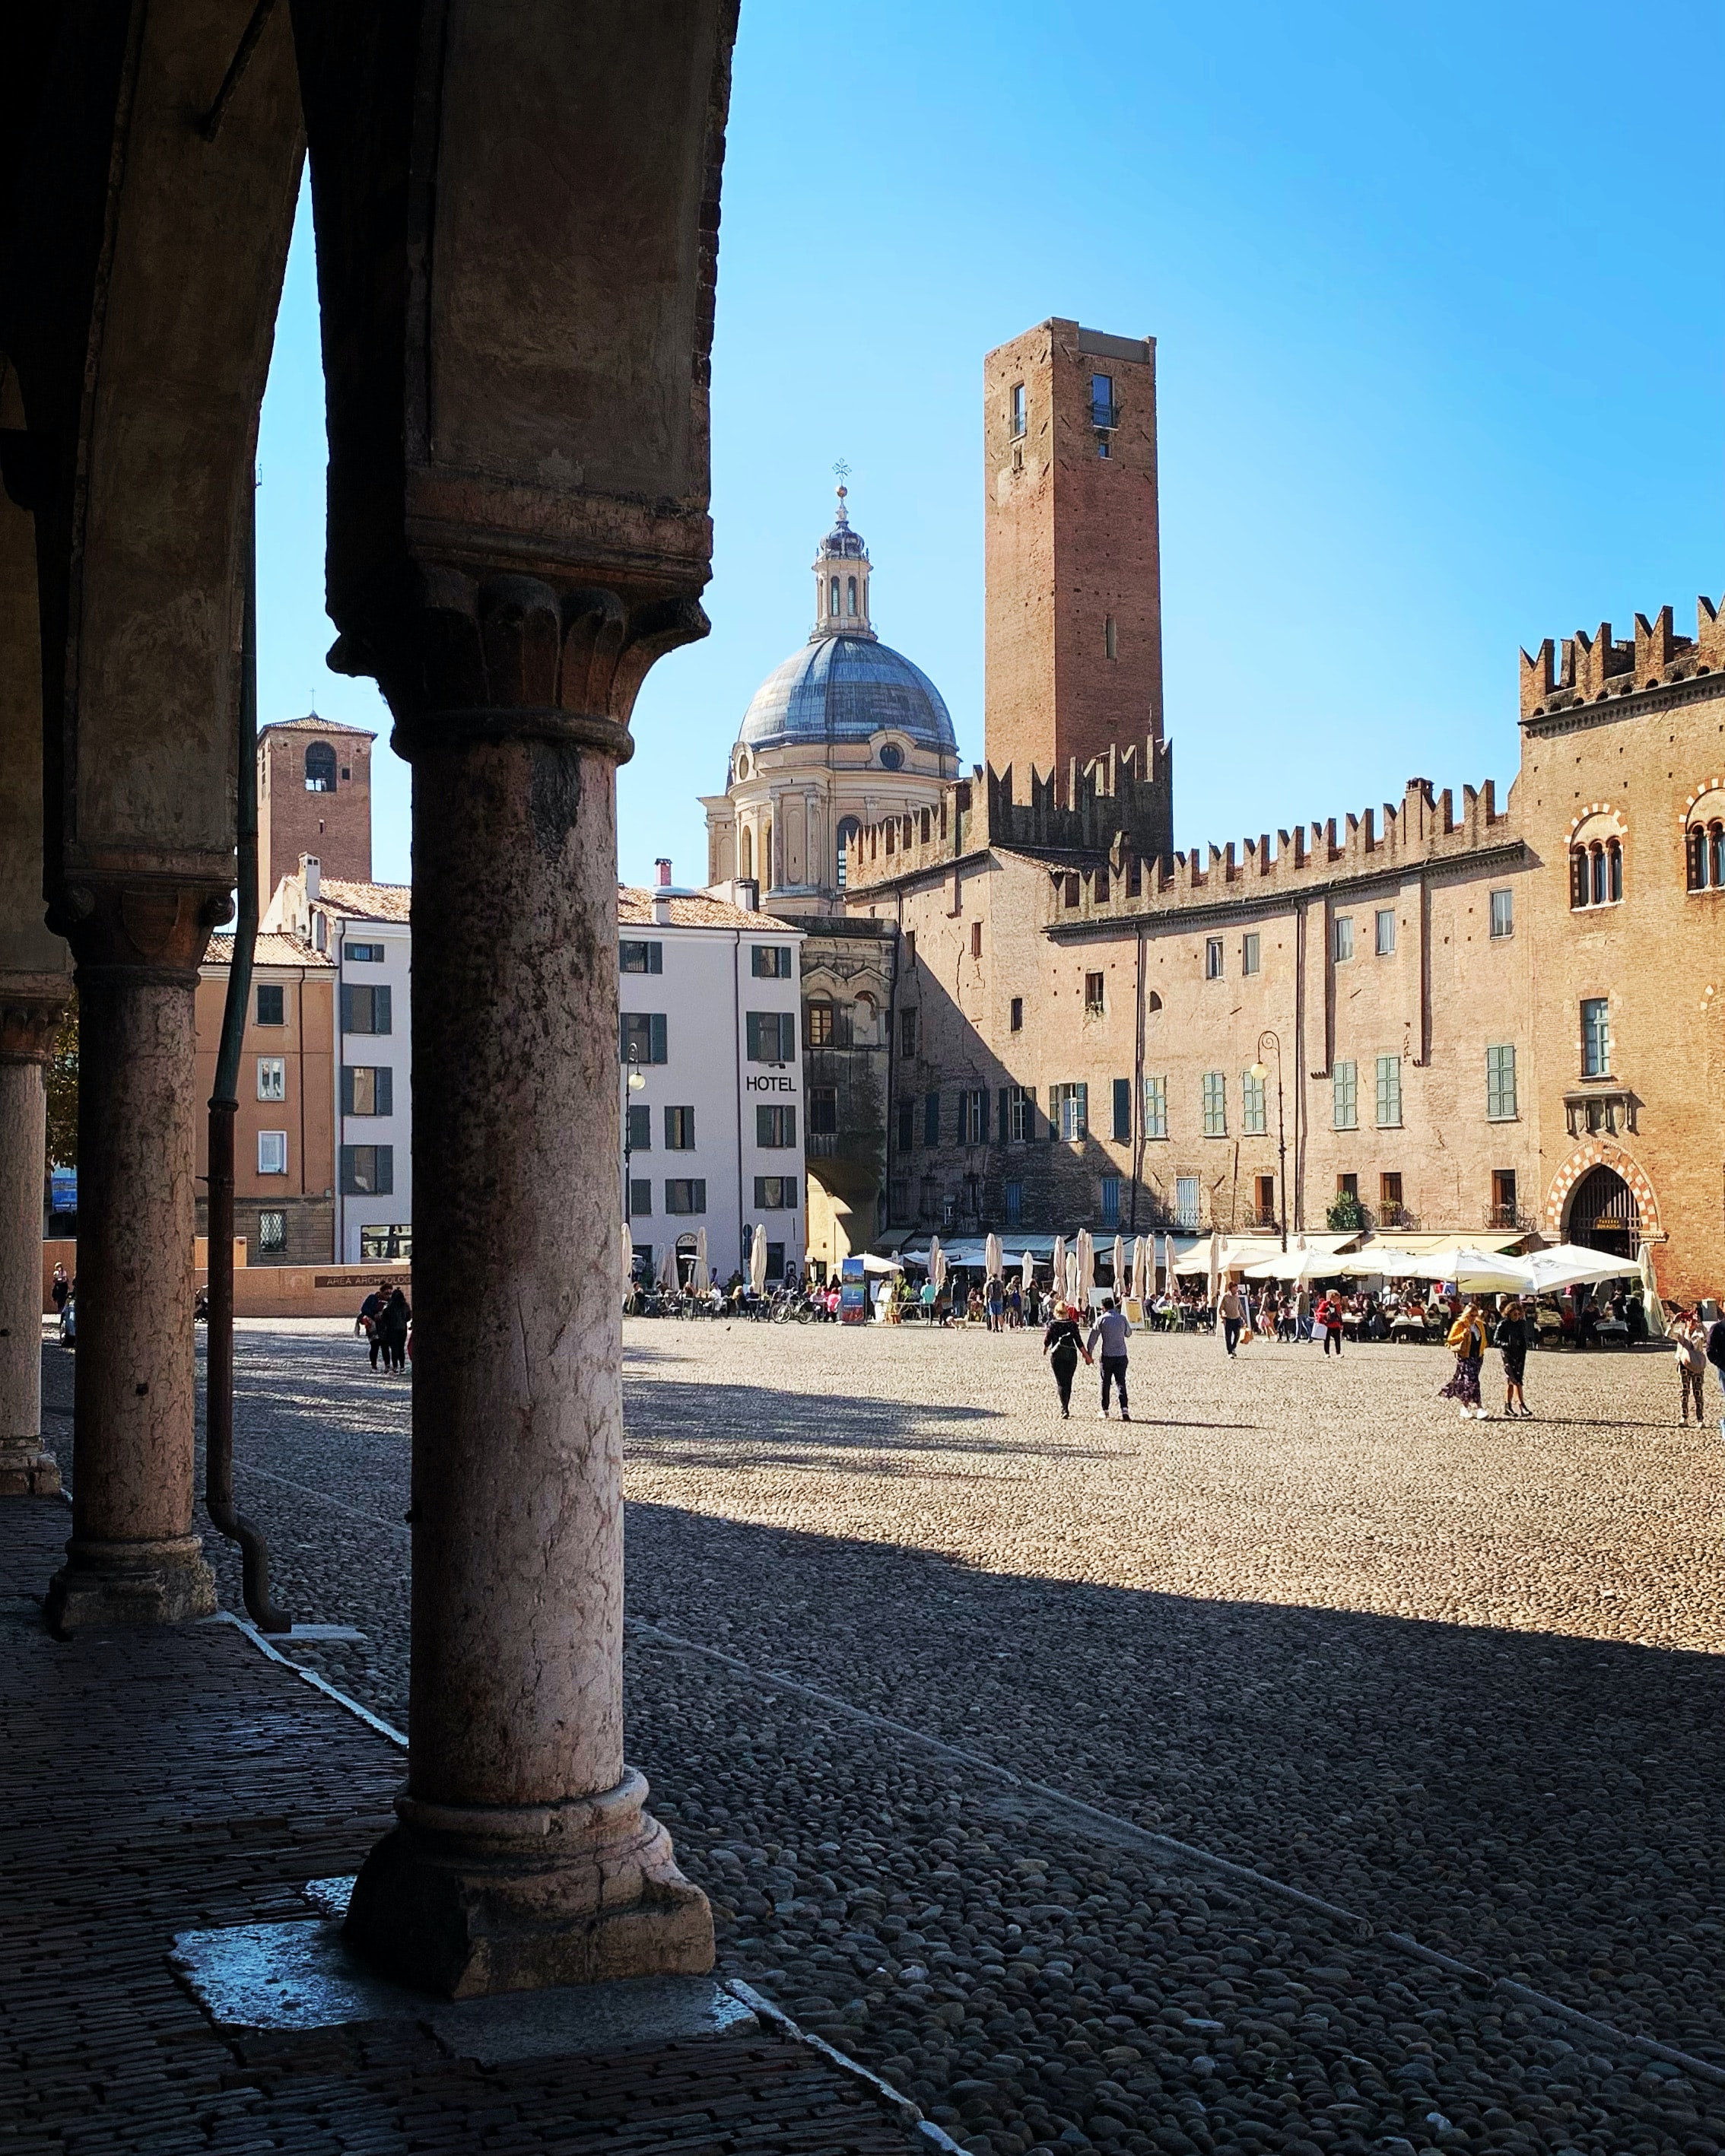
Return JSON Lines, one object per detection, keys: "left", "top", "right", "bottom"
{"left": 1707, "top": 1307, "right": 1725, "bottom": 1427}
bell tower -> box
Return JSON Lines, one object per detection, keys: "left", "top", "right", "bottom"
{"left": 811, "top": 481, "right": 875, "bottom": 640}
{"left": 256, "top": 714, "right": 375, "bottom": 913}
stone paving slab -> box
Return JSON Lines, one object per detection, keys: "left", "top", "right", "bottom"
{"left": 0, "top": 1494, "right": 923, "bottom": 2155}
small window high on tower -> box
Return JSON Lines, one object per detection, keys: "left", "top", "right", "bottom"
{"left": 1010, "top": 382, "right": 1026, "bottom": 438}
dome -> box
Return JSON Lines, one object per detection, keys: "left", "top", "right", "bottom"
{"left": 739, "top": 633, "right": 958, "bottom": 754}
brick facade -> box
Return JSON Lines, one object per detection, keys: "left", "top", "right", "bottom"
{"left": 257, "top": 716, "right": 374, "bottom": 912}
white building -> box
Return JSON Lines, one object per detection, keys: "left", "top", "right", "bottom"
{"left": 265, "top": 856, "right": 414, "bottom": 1263}
{"left": 621, "top": 872, "right": 807, "bottom": 1287}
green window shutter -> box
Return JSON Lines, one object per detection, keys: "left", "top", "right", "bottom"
{"left": 745, "top": 1011, "right": 761, "bottom": 1060}
{"left": 1113, "top": 1077, "right": 1131, "bottom": 1142}
{"left": 650, "top": 942, "right": 662, "bottom": 974}
{"left": 650, "top": 1013, "right": 667, "bottom": 1064}
{"left": 998, "top": 1086, "right": 1009, "bottom": 1139}
{"left": 340, "top": 1066, "right": 354, "bottom": 1116}
{"left": 340, "top": 984, "right": 353, "bottom": 1033}
{"left": 979, "top": 1089, "right": 990, "bottom": 1142}
{"left": 375, "top": 985, "right": 392, "bottom": 1035}
{"left": 924, "top": 1091, "right": 939, "bottom": 1147}
{"left": 375, "top": 1146, "right": 394, "bottom": 1196}
{"left": 376, "top": 1066, "right": 392, "bottom": 1117}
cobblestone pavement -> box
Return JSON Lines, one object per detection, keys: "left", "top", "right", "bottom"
{"left": 37, "top": 1320, "right": 1725, "bottom": 2156}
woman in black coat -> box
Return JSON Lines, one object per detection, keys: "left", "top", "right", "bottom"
{"left": 379, "top": 1286, "right": 411, "bottom": 1373}
{"left": 1042, "top": 1303, "right": 1092, "bottom": 1419}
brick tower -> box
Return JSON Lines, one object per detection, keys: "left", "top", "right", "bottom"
{"left": 256, "top": 715, "right": 374, "bottom": 912}
{"left": 983, "top": 319, "right": 1164, "bottom": 787}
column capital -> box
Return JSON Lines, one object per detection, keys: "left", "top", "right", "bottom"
{"left": 50, "top": 878, "right": 232, "bottom": 980}
{"left": 0, "top": 975, "right": 73, "bottom": 1065}
{"left": 326, "top": 567, "right": 709, "bottom": 765}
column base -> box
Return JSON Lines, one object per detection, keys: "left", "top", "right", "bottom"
{"left": 43, "top": 1533, "right": 217, "bottom": 1636}
{"left": 343, "top": 1767, "right": 713, "bottom": 1999}
{"left": 0, "top": 1438, "right": 62, "bottom": 1497}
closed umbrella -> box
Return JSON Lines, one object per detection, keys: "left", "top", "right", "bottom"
{"left": 658, "top": 1240, "right": 678, "bottom": 1292}
{"left": 1206, "top": 1226, "right": 1222, "bottom": 1317}
{"left": 985, "top": 1230, "right": 1003, "bottom": 1284}
{"left": 1130, "top": 1235, "right": 1148, "bottom": 1303}
{"left": 1112, "top": 1232, "right": 1126, "bottom": 1303}
{"left": 1050, "top": 1235, "right": 1066, "bottom": 1307}
{"left": 929, "top": 1236, "right": 946, "bottom": 1296}
{"left": 621, "top": 1219, "right": 634, "bottom": 1292}
{"left": 1020, "top": 1249, "right": 1035, "bottom": 1295}
{"left": 1064, "top": 1247, "right": 1079, "bottom": 1307}
{"left": 1077, "top": 1229, "right": 1094, "bottom": 1310}
{"left": 692, "top": 1227, "right": 710, "bottom": 1297}
{"left": 1638, "top": 1241, "right": 1666, "bottom": 1339}
{"left": 749, "top": 1222, "right": 767, "bottom": 1296}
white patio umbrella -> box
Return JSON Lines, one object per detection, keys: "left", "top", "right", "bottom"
{"left": 1244, "top": 1238, "right": 1339, "bottom": 1284}
{"left": 1335, "top": 1246, "right": 1531, "bottom": 1293}
{"left": 1050, "top": 1235, "right": 1067, "bottom": 1305}
{"left": 621, "top": 1219, "right": 634, "bottom": 1291}
{"left": 691, "top": 1227, "right": 710, "bottom": 1297}
{"left": 1111, "top": 1232, "right": 1126, "bottom": 1302}
{"left": 1638, "top": 1242, "right": 1666, "bottom": 1338}
{"left": 1077, "top": 1229, "right": 1095, "bottom": 1309}
{"left": 1206, "top": 1225, "right": 1222, "bottom": 1312}
{"left": 749, "top": 1222, "right": 767, "bottom": 1295}
{"left": 929, "top": 1236, "right": 947, "bottom": 1294}
{"left": 1130, "top": 1235, "right": 1148, "bottom": 1302}
{"left": 1020, "top": 1249, "right": 1035, "bottom": 1294}
{"left": 657, "top": 1240, "right": 678, "bottom": 1291}
{"left": 1518, "top": 1243, "right": 1641, "bottom": 1294}
{"left": 1064, "top": 1247, "right": 1080, "bottom": 1307}
{"left": 985, "top": 1230, "right": 1003, "bottom": 1282}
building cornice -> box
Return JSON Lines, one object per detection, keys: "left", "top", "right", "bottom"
{"left": 1522, "top": 668, "right": 1725, "bottom": 739}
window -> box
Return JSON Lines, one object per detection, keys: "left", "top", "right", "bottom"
{"left": 751, "top": 945, "right": 793, "bottom": 978}
{"left": 1572, "top": 839, "right": 1624, "bottom": 909}
{"left": 1205, "top": 936, "right": 1223, "bottom": 980}
{"left": 757, "top": 1104, "right": 796, "bottom": 1148}
{"left": 339, "top": 1143, "right": 393, "bottom": 1195}
{"left": 1143, "top": 1075, "right": 1167, "bottom": 1140}
{"left": 900, "top": 1007, "right": 919, "bottom": 1059}
{"left": 1332, "top": 1060, "right": 1358, "bottom": 1131}
{"left": 313, "top": 911, "right": 326, "bottom": 953}
{"left": 1581, "top": 997, "right": 1610, "bottom": 1078}
{"left": 746, "top": 1010, "right": 796, "bottom": 1062}
{"left": 805, "top": 1001, "right": 835, "bottom": 1046}
{"left": 1104, "top": 614, "right": 1117, "bottom": 660}
{"left": 257, "top": 1211, "right": 286, "bottom": 1254}
{"left": 1253, "top": 1174, "right": 1275, "bottom": 1227}
{"left": 344, "top": 940, "right": 383, "bottom": 963}
{"left": 829, "top": 575, "right": 840, "bottom": 617}
{"left": 1242, "top": 932, "right": 1260, "bottom": 976}
{"left": 1085, "top": 970, "right": 1106, "bottom": 1014}
{"left": 897, "top": 1099, "right": 915, "bottom": 1152}
{"left": 1004, "top": 1180, "right": 1023, "bottom": 1226}
{"left": 1241, "top": 1068, "right": 1266, "bottom": 1135}
{"left": 1333, "top": 915, "right": 1354, "bottom": 962}
{"left": 1006, "top": 1085, "right": 1034, "bottom": 1142}
{"left": 808, "top": 1087, "right": 836, "bottom": 1137}
{"left": 628, "top": 1176, "right": 652, "bottom": 1215}
{"left": 1009, "top": 382, "right": 1026, "bottom": 438}
{"left": 1112, "top": 1076, "right": 1132, "bottom": 1142}
{"left": 342, "top": 1065, "right": 393, "bottom": 1117}
{"left": 836, "top": 816, "right": 860, "bottom": 889}
{"left": 923, "top": 1091, "right": 940, "bottom": 1147}
{"left": 1485, "top": 1043, "right": 1517, "bottom": 1121}
{"left": 665, "top": 1179, "right": 708, "bottom": 1215}
{"left": 1052, "top": 1082, "right": 1088, "bottom": 1142}
{"left": 256, "top": 983, "right": 285, "bottom": 1027}
{"left": 304, "top": 741, "right": 337, "bottom": 792}
{"left": 1688, "top": 821, "right": 1725, "bottom": 891}
{"left": 1174, "top": 1176, "right": 1200, "bottom": 1229}
{"left": 1336, "top": 1173, "right": 1358, "bottom": 1200}
{"left": 1009, "top": 995, "right": 1023, "bottom": 1032}
{"left": 360, "top": 1224, "right": 412, "bottom": 1261}
{"left": 627, "top": 1103, "right": 651, "bottom": 1151}
{"left": 1380, "top": 1172, "right": 1403, "bottom": 1219}
{"left": 971, "top": 920, "right": 983, "bottom": 959}
{"left": 1090, "top": 372, "right": 1115, "bottom": 430}
{"left": 1491, "top": 1169, "right": 1519, "bottom": 1227}
{"left": 1101, "top": 1175, "right": 1121, "bottom": 1226}
{"left": 620, "top": 939, "right": 662, "bottom": 974}
{"left": 256, "top": 1056, "right": 285, "bottom": 1102}
{"left": 257, "top": 1130, "right": 288, "bottom": 1175}
{"left": 1488, "top": 888, "right": 1514, "bottom": 938}
{"left": 1375, "top": 1053, "right": 1402, "bottom": 1129}
{"left": 959, "top": 1088, "right": 987, "bottom": 1145}
{"left": 905, "top": 931, "right": 917, "bottom": 967}
{"left": 342, "top": 983, "right": 392, "bottom": 1035}
{"left": 1202, "top": 1071, "right": 1227, "bottom": 1138}
{"left": 665, "top": 1106, "right": 696, "bottom": 1149}
{"left": 1375, "top": 908, "right": 1396, "bottom": 957}
{"left": 621, "top": 1011, "right": 669, "bottom": 1065}
{"left": 846, "top": 575, "right": 857, "bottom": 617}
{"left": 753, "top": 1176, "right": 797, "bottom": 1210}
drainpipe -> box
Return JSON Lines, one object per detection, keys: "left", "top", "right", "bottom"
{"left": 205, "top": 494, "right": 289, "bottom": 1631}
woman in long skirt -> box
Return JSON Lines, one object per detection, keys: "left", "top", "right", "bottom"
{"left": 1439, "top": 1299, "right": 1487, "bottom": 1418}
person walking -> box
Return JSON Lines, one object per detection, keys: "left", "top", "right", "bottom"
{"left": 356, "top": 1283, "right": 388, "bottom": 1371}
{"left": 1703, "top": 1302, "right": 1725, "bottom": 1430}
{"left": 1674, "top": 1308, "right": 1708, "bottom": 1424}
{"left": 51, "top": 1262, "right": 69, "bottom": 1315}
{"left": 1295, "top": 1283, "right": 1312, "bottom": 1342}
{"left": 1316, "top": 1288, "right": 1345, "bottom": 1356}
{"left": 379, "top": 1284, "right": 411, "bottom": 1373}
{"left": 1440, "top": 1298, "right": 1487, "bottom": 1418}
{"left": 1217, "top": 1281, "right": 1244, "bottom": 1358}
{"left": 986, "top": 1273, "right": 1005, "bottom": 1334}
{"left": 1042, "top": 1301, "right": 1091, "bottom": 1419}
{"left": 1087, "top": 1295, "right": 1133, "bottom": 1420}
{"left": 1498, "top": 1295, "right": 1533, "bottom": 1418}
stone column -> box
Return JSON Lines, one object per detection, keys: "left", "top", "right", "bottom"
{"left": 43, "top": 887, "right": 221, "bottom": 1634}
{"left": 342, "top": 579, "right": 711, "bottom": 1998}
{"left": 0, "top": 986, "right": 69, "bottom": 1496}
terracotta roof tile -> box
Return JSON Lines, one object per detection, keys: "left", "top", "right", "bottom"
{"left": 258, "top": 713, "right": 376, "bottom": 737}
{"left": 203, "top": 931, "right": 333, "bottom": 969}
{"left": 317, "top": 878, "right": 412, "bottom": 922}
{"left": 617, "top": 887, "right": 802, "bottom": 932}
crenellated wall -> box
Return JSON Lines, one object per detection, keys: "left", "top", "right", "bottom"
{"left": 1520, "top": 595, "right": 1725, "bottom": 719}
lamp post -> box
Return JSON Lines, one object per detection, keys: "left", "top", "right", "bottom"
{"left": 1249, "top": 1030, "right": 1288, "bottom": 1253}
{"left": 621, "top": 1053, "right": 646, "bottom": 1247}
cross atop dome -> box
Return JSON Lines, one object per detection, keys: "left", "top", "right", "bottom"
{"left": 812, "top": 477, "right": 873, "bottom": 637}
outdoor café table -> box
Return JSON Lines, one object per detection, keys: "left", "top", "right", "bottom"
{"left": 1390, "top": 1314, "right": 1428, "bottom": 1342}
{"left": 1596, "top": 1318, "right": 1630, "bottom": 1347}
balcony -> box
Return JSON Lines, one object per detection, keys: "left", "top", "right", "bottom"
{"left": 1485, "top": 1205, "right": 1534, "bottom": 1232}
{"left": 1563, "top": 1086, "right": 1636, "bottom": 1138}
{"left": 806, "top": 1131, "right": 838, "bottom": 1159}
{"left": 1090, "top": 402, "right": 1119, "bottom": 432}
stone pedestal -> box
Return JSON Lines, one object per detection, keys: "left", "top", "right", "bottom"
{"left": 342, "top": 627, "right": 710, "bottom": 1996}
{"left": 43, "top": 888, "right": 219, "bottom": 1634}
{"left": 0, "top": 989, "right": 68, "bottom": 1497}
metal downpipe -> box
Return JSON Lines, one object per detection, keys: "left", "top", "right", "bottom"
{"left": 205, "top": 493, "right": 289, "bottom": 1632}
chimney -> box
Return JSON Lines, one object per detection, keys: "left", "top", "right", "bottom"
{"left": 654, "top": 858, "right": 672, "bottom": 888}
{"left": 300, "top": 852, "right": 321, "bottom": 901}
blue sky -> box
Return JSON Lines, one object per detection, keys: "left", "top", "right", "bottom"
{"left": 257, "top": 0, "right": 1723, "bottom": 890}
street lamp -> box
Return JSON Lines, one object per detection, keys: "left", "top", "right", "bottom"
{"left": 621, "top": 1053, "right": 646, "bottom": 1229}
{"left": 1249, "top": 1030, "right": 1288, "bottom": 1253}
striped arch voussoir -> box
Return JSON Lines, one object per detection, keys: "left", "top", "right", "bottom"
{"left": 1543, "top": 1139, "right": 1660, "bottom": 1236}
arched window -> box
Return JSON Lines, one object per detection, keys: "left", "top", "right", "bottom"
{"left": 1570, "top": 848, "right": 1589, "bottom": 910}
{"left": 740, "top": 825, "right": 753, "bottom": 879}
{"left": 1607, "top": 837, "right": 1622, "bottom": 903}
{"left": 762, "top": 820, "right": 772, "bottom": 883}
{"left": 836, "top": 815, "right": 860, "bottom": 889}
{"left": 830, "top": 576, "right": 840, "bottom": 618}
{"left": 1713, "top": 822, "right": 1725, "bottom": 888}
{"left": 1590, "top": 842, "right": 1606, "bottom": 907}
{"left": 304, "top": 741, "right": 337, "bottom": 792}
{"left": 1688, "top": 826, "right": 1708, "bottom": 891}
{"left": 846, "top": 575, "right": 857, "bottom": 617}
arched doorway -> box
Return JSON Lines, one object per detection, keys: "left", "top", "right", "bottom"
{"left": 1565, "top": 1164, "right": 1638, "bottom": 1258}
